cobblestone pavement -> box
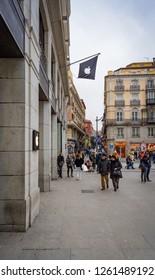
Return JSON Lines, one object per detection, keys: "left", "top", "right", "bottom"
{"left": 0, "top": 161, "right": 155, "bottom": 260}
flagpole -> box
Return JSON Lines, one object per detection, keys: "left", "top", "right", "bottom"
{"left": 68, "top": 53, "right": 101, "bottom": 66}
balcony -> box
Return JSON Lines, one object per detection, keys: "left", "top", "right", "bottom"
{"left": 105, "top": 118, "right": 155, "bottom": 126}
{"left": 116, "top": 135, "right": 124, "bottom": 139}
{"left": 132, "top": 135, "right": 140, "bottom": 138}
{"left": 147, "top": 118, "right": 155, "bottom": 124}
{"left": 67, "top": 120, "right": 85, "bottom": 135}
{"left": 115, "top": 100, "right": 125, "bottom": 106}
{"left": 131, "top": 119, "right": 141, "bottom": 125}
{"left": 146, "top": 99, "right": 155, "bottom": 105}
{"left": 130, "top": 85, "right": 140, "bottom": 91}
{"left": 146, "top": 84, "right": 155, "bottom": 90}
{"left": 0, "top": 0, "right": 25, "bottom": 57}
{"left": 115, "top": 85, "right": 124, "bottom": 92}
{"left": 130, "top": 99, "right": 140, "bottom": 106}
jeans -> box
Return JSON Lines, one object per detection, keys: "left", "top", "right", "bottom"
{"left": 76, "top": 167, "right": 81, "bottom": 180}
{"left": 127, "top": 161, "right": 134, "bottom": 169}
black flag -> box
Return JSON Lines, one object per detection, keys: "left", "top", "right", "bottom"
{"left": 78, "top": 56, "right": 98, "bottom": 80}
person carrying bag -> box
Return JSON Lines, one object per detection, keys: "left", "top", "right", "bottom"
{"left": 110, "top": 155, "right": 122, "bottom": 191}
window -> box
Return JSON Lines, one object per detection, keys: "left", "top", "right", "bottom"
{"left": 116, "top": 94, "right": 123, "bottom": 100}
{"left": 132, "top": 127, "right": 140, "bottom": 137}
{"left": 147, "top": 80, "right": 154, "bottom": 88}
{"left": 132, "top": 111, "right": 138, "bottom": 121}
{"left": 39, "top": 11, "right": 45, "bottom": 49}
{"left": 147, "top": 90, "right": 155, "bottom": 99}
{"left": 148, "top": 110, "right": 154, "bottom": 121}
{"left": 117, "top": 128, "right": 124, "bottom": 137}
{"left": 131, "top": 79, "right": 138, "bottom": 86}
{"left": 51, "top": 48, "right": 55, "bottom": 85}
{"left": 130, "top": 80, "right": 140, "bottom": 92}
{"left": 116, "top": 80, "right": 123, "bottom": 86}
{"left": 148, "top": 127, "right": 154, "bottom": 136}
{"left": 131, "top": 93, "right": 139, "bottom": 100}
{"left": 116, "top": 110, "right": 123, "bottom": 121}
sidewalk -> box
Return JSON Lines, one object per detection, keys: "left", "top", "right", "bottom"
{"left": 0, "top": 163, "right": 155, "bottom": 260}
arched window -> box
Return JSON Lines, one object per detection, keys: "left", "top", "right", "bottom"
{"left": 116, "top": 108, "right": 123, "bottom": 121}
{"left": 132, "top": 108, "right": 139, "bottom": 121}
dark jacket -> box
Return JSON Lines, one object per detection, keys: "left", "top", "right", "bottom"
{"left": 110, "top": 159, "right": 122, "bottom": 179}
{"left": 140, "top": 156, "right": 151, "bottom": 169}
{"left": 57, "top": 155, "right": 64, "bottom": 166}
{"left": 75, "top": 157, "right": 84, "bottom": 167}
{"left": 98, "top": 157, "right": 110, "bottom": 175}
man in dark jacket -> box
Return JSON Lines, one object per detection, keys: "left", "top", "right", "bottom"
{"left": 98, "top": 153, "right": 110, "bottom": 190}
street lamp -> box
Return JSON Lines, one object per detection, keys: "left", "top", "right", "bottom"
{"left": 95, "top": 115, "right": 103, "bottom": 151}
{"left": 96, "top": 116, "right": 103, "bottom": 137}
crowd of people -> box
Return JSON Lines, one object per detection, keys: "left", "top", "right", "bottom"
{"left": 57, "top": 148, "right": 153, "bottom": 191}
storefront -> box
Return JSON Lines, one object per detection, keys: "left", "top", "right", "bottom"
{"left": 115, "top": 142, "right": 127, "bottom": 158}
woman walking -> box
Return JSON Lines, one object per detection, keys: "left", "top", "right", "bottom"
{"left": 110, "top": 155, "right": 122, "bottom": 191}
{"left": 75, "top": 153, "right": 84, "bottom": 180}
{"left": 66, "top": 154, "right": 73, "bottom": 177}
{"left": 139, "top": 153, "right": 151, "bottom": 183}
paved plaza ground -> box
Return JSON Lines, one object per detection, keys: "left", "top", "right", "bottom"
{"left": 0, "top": 160, "right": 155, "bottom": 260}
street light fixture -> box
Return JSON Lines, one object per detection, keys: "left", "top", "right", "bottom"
{"left": 95, "top": 115, "right": 103, "bottom": 151}
{"left": 96, "top": 115, "right": 103, "bottom": 137}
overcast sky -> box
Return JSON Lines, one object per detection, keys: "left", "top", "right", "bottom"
{"left": 69, "top": 0, "right": 155, "bottom": 130}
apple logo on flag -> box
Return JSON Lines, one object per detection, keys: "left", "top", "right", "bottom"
{"left": 84, "top": 66, "right": 91, "bottom": 75}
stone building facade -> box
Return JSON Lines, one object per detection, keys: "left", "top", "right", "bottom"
{"left": 104, "top": 60, "right": 155, "bottom": 157}
{"left": 67, "top": 71, "right": 86, "bottom": 153}
{"left": 0, "top": 0, "right": 70, "bottom": 231}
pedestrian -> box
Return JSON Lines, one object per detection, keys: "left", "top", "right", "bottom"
{"left": 146, "top": 153, "right": 152, "bottom": 181}
{"left": 126, "top": 153, "right": 135, "bottom": 169}
{"left": 66, "top": 154, "right": 73, "bottom": 177}
{"left": 96, "top": 151, "right": 102, "bottom": 173}
{"left": 90, "top": 151, "right": 96, "bottom": 171}
{"left": 57, "top": 152, "right": 64, "bottom": 178}
{"left": 75, "top": 153, "right": 84, "bottom": 180}
{"left": 139, "top": 153, "right": 151, "bottom": 183}
{"left": 98, "top": 153, "right": 110, "bottom": 190}
{"left": 110, "top": 155, "right": 122, "bottom": 191}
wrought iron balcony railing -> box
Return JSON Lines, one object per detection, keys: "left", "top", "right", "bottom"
{"left": 146, "top": 99, "right": 155, "bottom": 105}
{"left": 116, "top": 135, "right": 124, "bottom": 138}
{"left": 130, "top": 99, "right": 140, "bottom": 106}
{"left": 115, "top": 100, "right": 125, "bottom": 106}
{"left": 130, "top": 85, "right": 140, "bottom": 91}
{"left": 132, "top": 135, "right": 140, "bottom": 138}
{"left": 146, "top": 84, "right": 155, "bottom": 89}
{"left": 105, "top": 118, "right": 155, "bottom": 125}
{"left": 39, "top": 40, "right": 47, "bottom": 73}
{"left": 115, "top": 85, "right": 124, "bottom": 92}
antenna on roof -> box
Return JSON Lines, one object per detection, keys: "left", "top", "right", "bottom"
{"left": 144, "top": 57, "right": 149, "bottom": 62}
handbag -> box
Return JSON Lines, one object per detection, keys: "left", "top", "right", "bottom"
{"left": 113, "top": 169, "right": 122, "bottom": 178}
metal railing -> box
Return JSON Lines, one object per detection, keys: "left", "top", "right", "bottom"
{"left": 115, "top": 100, "right": 125, "bottom": 106}
{"left": 130, "top": 85, "right": 140, "bottom": 91}
{"left": 39, "top": 40, "right": 47, "bottom": 73}
{"left": 146, "top": 98, "right": 155, "bottom": 105}
{"left": 115, "top": 85, "right": 124, "bottom": 92}
{"left": 146, "top": 84, "right": 155, "bottom": 89}
{"left": 105, "top": 118, "right": 155, "bottom": 125}
{"left": 130, "top": 100, "right": 140, "bottom": 106}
